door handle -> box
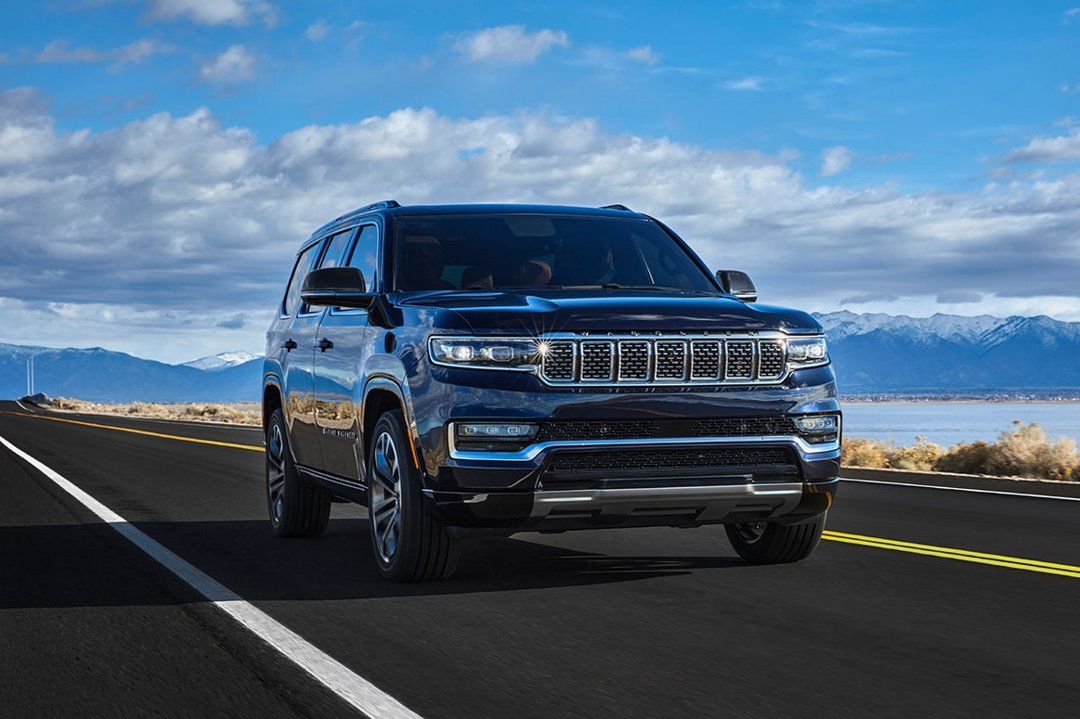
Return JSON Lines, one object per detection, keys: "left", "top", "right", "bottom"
{"left": 281, "top": 339, "right": 297, "bottom": 351}
{"left": 317, "top": 337, "right": 334, "bottom": 352}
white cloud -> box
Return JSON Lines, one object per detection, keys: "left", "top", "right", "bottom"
{"left": 820, "top": 145, "right": 854, "bottom": 176}
{"left": 23, "top": 39, "right": 170, "bottom": 67}
{"left": 1, "top": 89, "right": 1080, "bottom": 360}
{"left": 453, "top": 25, "right": 569, "bottom": 64}
{"left": 199, "top": 45, "right": 257, "bottom": 84}
{"left": 1003, "top": 128, "right": 1080, "bottom": 163}
{"left": 304, "top": 19, "right": 329, "bottom": 41}
{"left": 1064, "top": 7, "right": 1080, "bottom": 23}
{"left": 722, "top": 76, "right": 763, "bottom": 91}
{"left": 144, "top": 0, "right": 275, "bottom": 26}
{"left": 626, "top": 45, "right": 660, "bottom": 65}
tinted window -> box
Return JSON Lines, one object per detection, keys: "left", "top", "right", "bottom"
{"left": 282, "top": 242, "right": 321, "bottom": 316}
{"left": 319, "top": 230, "right": 354, "bottom": 270}
{"left": 394, "top": 215, "right": 716, "bottom": 293}
{"left": 346, "top": 225, "right": 379, "bottom": 292}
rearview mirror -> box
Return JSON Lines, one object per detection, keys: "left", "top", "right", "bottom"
{"left": 301, "top": 267, "right": 374, "bottom": 309}
{"left": 715, "top": 270, "right": 757, "bottom": 302}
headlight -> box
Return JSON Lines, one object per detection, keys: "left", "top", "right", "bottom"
{"left": 428, "top": 337, "right": 541, "bottom": 371}
{"left": 786, "top": 336, "right": 829, "bottom": 370}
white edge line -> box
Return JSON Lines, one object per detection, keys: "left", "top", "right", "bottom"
{"left": 0, "top": 433, "right": 422, "bottom": 719}
{"left": 840, "top": 476, "right": 1080, "bottom": 502}
{"left": 14, "top": 400, "right": 29, "bottom": 412}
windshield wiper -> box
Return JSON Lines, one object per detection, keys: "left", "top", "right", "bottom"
{"left": 560, "top": 283, "right": 688, "bottom": 292}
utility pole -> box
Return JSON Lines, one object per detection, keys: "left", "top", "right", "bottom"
{"left": 26, "top": 355, "right": 34, "bottom": 396}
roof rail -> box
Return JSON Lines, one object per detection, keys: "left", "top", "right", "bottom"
{"left": 309, "top": 199, "right": 401, "bottom": 239}
{"left": 600, "top": 203, "right": 633, "bottom": 212}
{"left": 336, "top": 199, "right": 400, "bottom": 220}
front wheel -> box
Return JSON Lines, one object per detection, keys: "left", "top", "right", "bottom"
{"left": 725, "top": 514, "right": 826, "bottom": 564}
{"left": 367, "top": 409, "right": 459, "bottom": 582}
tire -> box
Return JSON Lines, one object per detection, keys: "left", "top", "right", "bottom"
{"left": 265, "top": 408, "right": 331, "bottom": 537}
{"left": 367, "top": 409, "right": 459, "bottom": 582}
{"left": 725, "top": 514, "right": 826, "bottom": 564}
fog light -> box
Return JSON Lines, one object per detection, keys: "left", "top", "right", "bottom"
{"left": 456, "top": 423, "right": 538, "bottom": 440}
{"left": 793, "top": 415, "right": 838, "bottom": 434}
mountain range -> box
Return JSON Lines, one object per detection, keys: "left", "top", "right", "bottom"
{"left": 3, "top": 311, "right": 1080, "bottom": 402}
{"left": 1, "top": 345, "right": 262, "bottom": 403}
{"left": 815, "top": 311, "right": 1080, "bottom": 392}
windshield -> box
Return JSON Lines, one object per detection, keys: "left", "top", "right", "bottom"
{"left": 394, "top": 214, "right": 718, "bottom": 293}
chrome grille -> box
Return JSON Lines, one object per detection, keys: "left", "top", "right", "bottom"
{"left": 725, "top": 341, "right": 754, "bottom": 379}
{"left": 690, "top": 340, "right": 722, "bottom": 380}
{"left": 617, "top": 341, "right": 650, "bottom": 380}
{"left": 580, "top": 341, "right": 614, "bottom": 381}
{"left": 541, "top": 342, "right": 574, "bottom": 381}
{"left": 538, "top": 334, "right": 789, "bottom": 386}
{"left": 655, "top": 341, "right": 687, "bottom": 380}
{"left": 758, "top": 341, "right": 785, "bottom": 379}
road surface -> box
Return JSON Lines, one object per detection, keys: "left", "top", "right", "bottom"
{"left": 1, "top": 400, "right": 1077, "bottom": 718}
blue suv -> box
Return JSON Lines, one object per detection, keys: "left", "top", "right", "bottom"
{"left": 263, "top": 201, "right": 840, "bottom": 582}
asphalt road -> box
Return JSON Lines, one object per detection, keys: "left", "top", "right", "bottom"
{"left": 2, "top": 400, "right": 1078, "bottom": 718}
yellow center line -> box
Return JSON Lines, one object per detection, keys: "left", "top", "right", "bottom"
{"left": 4, "top": 409, "right": 1078, "bottom": 580}
{"left": 0, "top": 410, "right": 264, "bottom": 453}
{"left": 822, "top": 531, "right": 1080, "bottom": 580}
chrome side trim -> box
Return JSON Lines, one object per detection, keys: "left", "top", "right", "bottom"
{"left": 447, "top": 425, "right": 840, "bottom": 462}
{"left": 529, "top": 482, "right": 804, "bottom": 519}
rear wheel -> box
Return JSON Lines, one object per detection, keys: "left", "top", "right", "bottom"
{"left": 725, "top": 514, "right": 825, "bottom": 564}
{"left": 367, "top": 409, "right": 459, "bottom": 582}
{"left": 266, "top": 409, "right": 331, "bottom": 537}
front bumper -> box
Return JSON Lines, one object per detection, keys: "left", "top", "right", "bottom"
{"left": 410, "top": 364, "right": 840, "bottom": 529}
{"left": 425, "top": 477, "right": 838, "bottom": 531}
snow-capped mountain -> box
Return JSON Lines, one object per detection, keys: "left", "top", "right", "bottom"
{"left": 815, "top": 311, "right": 1080, "bottom": 392}
{"left": 0, "top": 344, "right": 261, "bottom": 402}
{"left": 182, "top": 351, "right": 260, "bottom": 371}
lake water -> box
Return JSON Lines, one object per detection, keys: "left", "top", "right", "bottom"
{"left": 841, "top": 402, "right": 1080, "bottom": 447}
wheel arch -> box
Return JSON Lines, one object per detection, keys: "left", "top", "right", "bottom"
{"left": 362, "top": 376, "right": 422, "bottom": 475}
{"left": 262, "top": 375, "right": 284, "bottom": 431}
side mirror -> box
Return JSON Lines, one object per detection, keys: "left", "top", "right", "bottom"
{"left": 715, "top": 270, "right": 757, "bottom": 302}
{"left": 301, "top": 267, "right": 375, "bottom": 309}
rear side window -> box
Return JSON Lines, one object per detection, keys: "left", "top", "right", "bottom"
{"left": 346, "top": 225, "right": 379, "bottom": 291}
{"left": 282, "top": 243, "right": 321, "bottom": 316}
{"left": 318, "top": 230, "right": 354, "bottom": 270}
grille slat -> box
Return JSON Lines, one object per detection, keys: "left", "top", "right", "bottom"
{"left": 580, "top": 341, "right": 615, "bottom": 381}
{"left": 725, "top": 340, "right": 754, "bottom": 379}
{"left": 539, "top": 335, "right": 789, "bottom": 386}
{"left": 690, "top": 340, "right": 722, "bottom": 380}
{"left": 541, "top": 341, "right": 575, "bottom": 382}
{"left": 758, "top": 341, "right": 785, "bottom": 379}
{"left": 617, "top": 341, "right": 650, "bottom": 381}
{"left": 655, "top": 341, "right": 687, "bottom": 380}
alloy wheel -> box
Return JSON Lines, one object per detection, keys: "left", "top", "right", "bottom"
{"left": 267, "top": 422, "right": 286, "bottom": 524}
{"left": 371, "top": 430, "right": 403, "bottom": 563}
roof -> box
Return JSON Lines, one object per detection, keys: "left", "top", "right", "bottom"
{"left": 304, "top": 202, "right": 646, "bottom": 246}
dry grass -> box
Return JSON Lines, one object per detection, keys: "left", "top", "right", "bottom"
{"left": 842, "top": 421, "right": 1080, "bottom": 481}
{"left": 48, "top": 397, "right": 261, "bottom": 426}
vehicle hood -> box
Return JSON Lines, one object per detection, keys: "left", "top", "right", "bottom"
{"left": 395, "top": 290, "right": 821, "bottom": 334}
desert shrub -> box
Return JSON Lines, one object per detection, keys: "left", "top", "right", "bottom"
{"left": 933, "top": 441, "right": 994, "bottom": 475}
{"left": 841, "top": 438, "right": 892, "bottom": 468}
{"left": 980, "top": 422, "right": 1079, "bottom": 482}
{"left": 889, "top": 436, "right": 943, "bottom": 471}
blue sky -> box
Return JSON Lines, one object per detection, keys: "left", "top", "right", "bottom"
{"left": 1, "top": 1, "right": 1079, "bottom": 362}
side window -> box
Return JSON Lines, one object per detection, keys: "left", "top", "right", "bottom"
{"left": 282, "top": 243, "right": 321, "bottom": 317}
{"left": 318, "top": 230, "right": 354, "bottom": 270}
{"left": 346, "top": 225, "right": 379, "bottom": 292}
